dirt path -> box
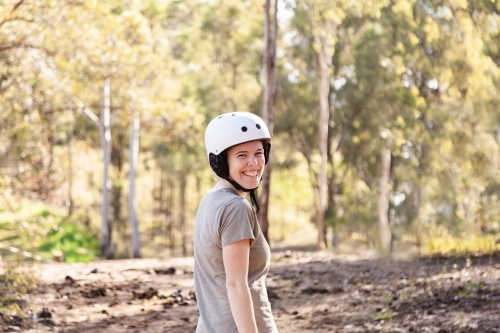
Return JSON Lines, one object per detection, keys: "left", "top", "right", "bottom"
{"left": 2, "top": 252, "right": 500, "bottom": 332}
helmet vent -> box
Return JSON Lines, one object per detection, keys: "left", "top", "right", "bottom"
{"left": 241, "top": 126, "right": 248, "bottom": 132}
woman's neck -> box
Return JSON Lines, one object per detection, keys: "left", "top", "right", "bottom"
{"left": 213, "top": 178, "right": 246, "bottom": 197}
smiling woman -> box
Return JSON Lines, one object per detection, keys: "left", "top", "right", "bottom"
{"left": 194, "top": 112, "right": 278, "bottom": 333}
{"left": 226, "top": 140, "right": 266, "bottom": 191}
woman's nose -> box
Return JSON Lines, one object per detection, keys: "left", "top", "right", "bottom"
{"left": 247, "top": 155, "right": 258, "bottom": 165}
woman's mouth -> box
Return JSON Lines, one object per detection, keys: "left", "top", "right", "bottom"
{"left": 242, "top": 170, "right": 259, "bottom": 178}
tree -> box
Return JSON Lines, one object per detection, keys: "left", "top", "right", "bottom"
{"left": 300, "top": 0, "right": 342, "bottom": 251}
{"left": 100, "top": 78, "right": 113, "bottom": 258}
{"left": 259, "top": 0, "right": 278, "bottom": 244}
{"left": 378, "top": 148, "right": 391, "bottom": 252}
{"left": 128, "top": 117, "right": 141, "bottom": 258}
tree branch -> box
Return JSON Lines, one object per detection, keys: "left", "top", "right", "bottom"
{"left": 29, "top": 49, "right": 100, "bottom": 125}
{"left": 0, "top": 16, "right": 35, "bottom": 29}
{"left": 12, "top": 0, "right": 26, "bottom": 12}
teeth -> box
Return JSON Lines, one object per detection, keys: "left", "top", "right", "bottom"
{"left": 243, "top": 170, "right": 258, "bottom": 177}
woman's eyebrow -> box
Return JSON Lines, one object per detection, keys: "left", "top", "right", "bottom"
{"left": 233, "top": 148, "right": 263, "bottom": 155}
{"left": 234, "top": 150, "right": 248, "bottom": 155}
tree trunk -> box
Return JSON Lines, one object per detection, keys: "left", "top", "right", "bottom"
{"left": 100, "top": 78, "right": 113, "bottom": 259}
{"left": 316, "top": 65, "right": 329, "bottom": 251}
{"left": 327, "top": 125, "right": 338, "bottom": 250}
{"left": 378, "top": 147, "right": 391, "bottom": 253}
{"left": 129, "top": 117, "right": 141, "bottom": 258}
{"left": 66, "top": 109, "right": 74, "bottom": 216}
{"left": 302, "top": 1, "right": 334, "bottom": 251}
{"left": 44, "top": 121, "right": 54, "bottom": 199}
{"left": 259, "top": 162, "right": 272, "bottom": 242}
{"left": 332, "top": 227, "right": 339, "bottom": 251}
{"left": 259, "top": 0, "right": 278, "bottom": 245}
{"left": 167, "top": 169, "right": 175, "bottom": 254}
{"left": 158, "top": 162, "right": 166, "bottom": 242}
{"left": 411, "top": 184, "right": 422, "bottom": 249}
{"left": 446, "top": 170, "right": 466, "bottom": 221}
{"left": 180, "top": 167, "right": 187, "bottom": 256}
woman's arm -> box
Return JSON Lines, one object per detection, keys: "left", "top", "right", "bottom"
{"left": 223, "top": 238, "right": 258, "bottom": 333}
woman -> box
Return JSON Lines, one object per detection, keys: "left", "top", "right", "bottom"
{"left": 194, "top": 112, "right": 279, "bottom": 333}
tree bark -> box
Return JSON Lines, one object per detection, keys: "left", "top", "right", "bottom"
{"left": 180, "top": 166, "right": 187, "bottom": 256}
{"left": 316, "top": 64, "right": 329, "bottom": 251}
{"left": 411, "top": 185, "right": 422, "bottom": 249}
{"left": 167, "top": 169, "right": 175, "bottom": 254}
{"left": 378, "top": 147, "right": 392, "bottom": 253}
{"left": 66, "top": 108, "right": 74, "bottom": 216}
{"left": 302, "top": 2, "right": 333, "bottom": 251}
{"left": 259, "top": 162, "right": 272, "bottom": 242}
{"left": 327, "top": 139, "right": 338, "bottom": 251}
{"left": 129, "top": 117, "right": 141, "bottom": 258}
{"left": 446, "top": 170, "right": 466, "bottom": 222}
{"left": 259, "top": 0, "right": 278, "bottom": 244}
{"left": 100, "top": 78, "right": 113, "bottom": 259}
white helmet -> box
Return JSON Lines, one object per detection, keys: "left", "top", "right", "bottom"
{"left": 205, "top": 111, "right": 271, "bottom": 159}
{"left": 205, "top": 112, "right": 271, "bottom": 212}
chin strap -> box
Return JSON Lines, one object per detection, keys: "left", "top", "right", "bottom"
{"left": 227, "top": 178, "right": 260, "bottom": 213}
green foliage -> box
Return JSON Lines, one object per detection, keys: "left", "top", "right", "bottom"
{"left": 0, "top": 200, "right": 99, "bottom": 262}
{"left": 2, "top": 0, "right": 500, "bottom": 257}
{"left": 421, "top": 224, "right": 500, "bottom": 255}
{"left": 37, "top": 219, "right": 99, "bottom": 263}
{"left": 0, "top": 202, "right": 59, "bottom": 258}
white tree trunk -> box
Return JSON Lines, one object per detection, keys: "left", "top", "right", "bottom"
{"left": 29, "top": 51, "right": 111, "bottom": 255}
{"left": 316, "top": 62, "right": 329, "bottom": 251}
{"left": 378, "top": 147, "right": 392, "bottom": 253}
{"left": 100, "top": 78, "right": 113, "bottom": 259}
{"left": 129, "top": 117, "right": 141, "bottom": 258}
{"left": 66, "top": 108, "right": 74, "bottom": 216}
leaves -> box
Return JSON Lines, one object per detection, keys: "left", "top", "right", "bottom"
{"left": 1, "top": 0, "right": 500, "bottom": 256}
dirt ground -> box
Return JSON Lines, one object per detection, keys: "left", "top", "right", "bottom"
{"left": 2, "top": 251, "right": 500, "bottom": 333}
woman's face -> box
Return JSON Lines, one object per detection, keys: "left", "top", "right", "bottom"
{"left": 226, "top": 140, "right": 265, "bottom": 189}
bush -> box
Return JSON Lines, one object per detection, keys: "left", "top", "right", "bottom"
{"left": 37, "top": 219, "right": 99, "bottom": 263}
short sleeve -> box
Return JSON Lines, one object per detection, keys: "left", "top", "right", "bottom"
{"left": 218, "top": 197, "right": 257, "bottom": 247}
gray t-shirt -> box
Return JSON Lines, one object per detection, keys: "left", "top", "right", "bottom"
{"left": 194, "top": 188, "right": 278, "bottom": 333}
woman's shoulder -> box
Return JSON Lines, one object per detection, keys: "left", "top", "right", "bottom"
{"left": 198, "top": 188, "right": 248, "bottom": 215}
{"left": 225, "top": 192, "right": 253, "bottom": 211}
{"left": 205, "top": 189, "right": 253, "bottom": 215}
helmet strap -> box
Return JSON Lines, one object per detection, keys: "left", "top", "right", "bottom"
{"left": 225, "top": 178, "right": 260, "bottom": 213}
{"left": 212, "top": 149, "right": 264, "bottom": 214}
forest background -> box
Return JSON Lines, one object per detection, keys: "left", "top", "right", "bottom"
{"left": 1, "top": 0, "right": 500, "bottom": 264}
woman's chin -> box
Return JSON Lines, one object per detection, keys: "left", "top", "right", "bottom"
{"left": 241, "top": 179, "right": 259, "bottom": 189}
